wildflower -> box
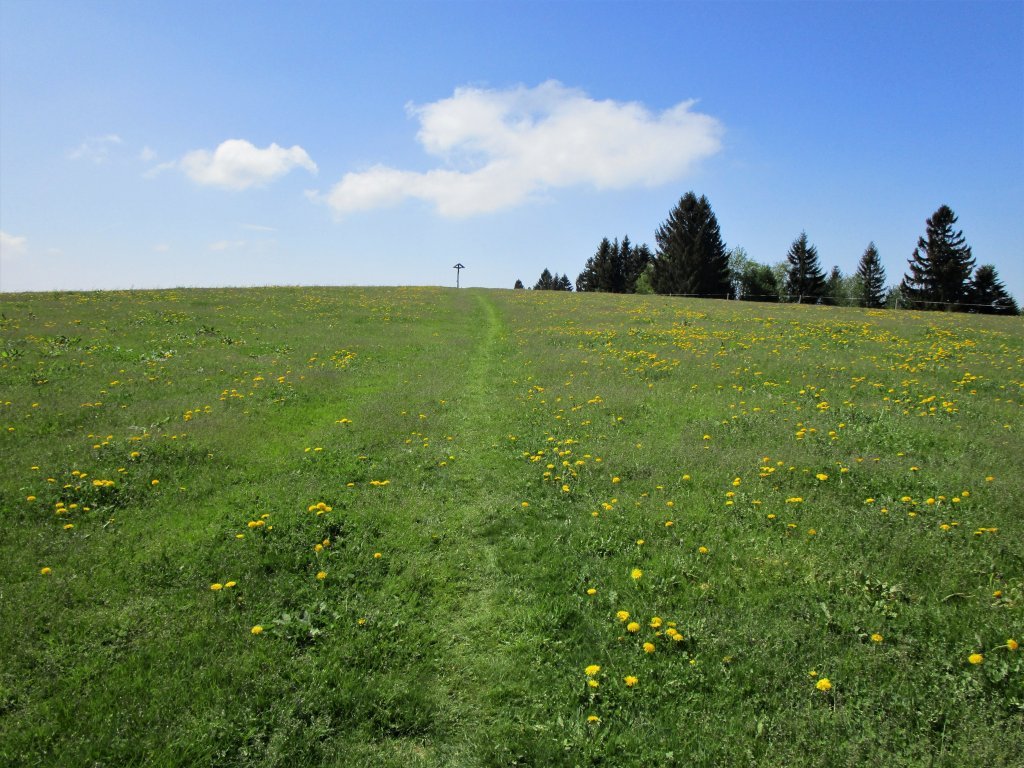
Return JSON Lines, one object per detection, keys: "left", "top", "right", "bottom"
{"left": 561, "top": 484, "right": 570, "bottom": 493}
{"left": 316, "top": 571, "right": 327, "bottom": 580}
{"left": 624, "top": 675, "right": 638, "bottom": 687}
{"left": 521, "top": 501, "right": 529, "bottom": 507}
{"left": 616, "top": 610, "right": 630, "bottom": 622}
{"left": 643, "top": 642, "right": 656, "bottom": 654}
{"left": 816, "top": 473, "right": 828, "bottom": 481}
{"left": 612, "top": 477, "right": 621, "bottom": 484}
{"left": 815, "top": 678, "right": 832, "bottom": 692}
{"left": 225, "top": 581, "right": 236, "bottom": 588}
{"left": 585, "top": 664, "right": 601, "bottom": 676}
{"left": 250, "top": 625, "right": 264, "bottom": 635}
{"left": 210, "top": 583, "right": 223, "bottom": 591}
{"left": 587, "top": 679, "right": 599, "bottom": 688}
{"left": 968, "top": 653, "right": 983, "bottom": 665}
{"left": 587, "top": 714, "right": 600, "bottom": 723}
{"left": 26, "top": 495, "right": 36, "bottom": 502}
{"left": 650, "top": 617, "right": 663, "bottom": 628}
{"left": 870, "top": 633, "right": 883, "bottom": 643}
{"left": 151, "top": 479, "right": 159, "bottom": 485}
{"left": 373, "top": 552, "right": 382, "bottom": 559}
{"left": 1006, "top": 639, "right": 1018, "bottom": 651}
{"left": 586, "top": 588, "right": 596, "bottom": 595}
{"left": 63, "top": 523, "right": 74, "bottom": 530}
{"left": 698, "top": 546, "right": 709, "bottom": 554}
{"left": 631, "top": 568, "right": 643, "bottom": 580}
{"left": 636, "top": 539, "right": 644, "bottom": 545}
{"left": 626, "top": 622, "right": 640, "bottom": 633}
{"left": 40, "top": 567, "right": 52, "bottom": 575}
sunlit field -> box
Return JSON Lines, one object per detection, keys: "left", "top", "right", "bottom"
{"left": 1, "top": 286, "right": 1021, "bottom": 767}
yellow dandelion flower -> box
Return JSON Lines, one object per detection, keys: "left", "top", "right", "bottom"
{"left": 210, "top": 583, "right": 223, "bottom": 591}
{"left": 643, "top": 642, "right": 655, "bottom": 654}
{"left": 586, "top": 588, "right": 597, "bottom": 595}
{"left": 225, "top": 581, "right": 236, "bottom": 588}
{"left": 816, "top": 678, "right": 832, "bottom": 692}
{"left": 63, "top": 523, "right": 74, "bottom": 530}
{"left": 650, "top": 617, "right": 663, "bottom": 628}
{"left": 1007, "top": 639, "right": 1018, "bottom": 651}
{"left": 587, "top": 679, "right": 599, "bottom": 688}
{"left": 585, "top": 664, "right": 601, "bottom": 676}
{"left": 968, "top": 653, "right": 983, "bottom": 665}
{"left": 373, "top": 552, "right": 382, "bottom": 559}
{"left": 587, "top": 714, "right": 600, "bottom": 723}
{"left": 631, "top": 568, "right": 643, "bottom": 580}
{"left": 816, "top": 473, "right": 828, "bottom": 481}
{"left": 316, "top": 571, "right": 327, "bottom": 580}
{"left": 40, "top": 567, "right": 52, "bottom": 575}
{"left": 626, "top": 622, "right": 640, "bottom": 633}
{"left": 698, "top": 546, "right": 709, "bottom": 554}
{"left": 616, "top": 610, "right": 630, "bottom": 622}
{"left": 870, "top": 633, "right": 883, "bottom": 643}
{"left": 250, "top": 625, "right": 264, "bottom": 635}
{"left": 624, "top": 675, "right": 638, "bottom": 687}
{"left": 151, "top": 479, "right": 159, "bottom": 486}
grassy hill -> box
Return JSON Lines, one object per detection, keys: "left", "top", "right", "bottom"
{"left": 1, "top": 286, "right": 1021, "bottom": 766}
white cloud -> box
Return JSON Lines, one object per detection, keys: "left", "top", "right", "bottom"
{"left": 68, "top": 134, "right": 123, "bottom": 164}
{"left": 314, "top": 81, "right": 723, "bottom": 217}
{"left": 208, "top": 239, "right": 247, "bottom": 251}
{"left": 1, "top": 230, "right": 28, "bottom": 260}
{"left": 241, "top": 223, "right": 278, "bottom": 232}
{"left": 139, "top": 146, "right": 158, "bottom": 163}
{"left": 153, "top": 243, "right": 170, "bottom": 253}
{"left": 180, "top": 139, "right": 317, "bottom": 190}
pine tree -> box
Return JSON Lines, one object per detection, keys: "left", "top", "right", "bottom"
{"left": 855, "top": 242, "right": 886, "bottom": 308}
{"left": 739, "top": 263, "right": 779, "bottom": 302}
{"left": 623, "top": 241, "right": 652, "bottom": 294}
{"left": 651, "top": 192, "right": 730, "bottom": 297}
{"left": 823, "top": 266, "right": 843, "bottom": 306}
{"left": 514, "top": 279, "right": 525, "bottom": 290}
{"left": 534, "top": 268, "right": 554, "bottom": 290}
{"left": 556, "top": 273, "right": 573, "bottom": 291}
{"left": 901, "top": 205, "right": 975, "bottom": 310}
{"left": 969, "top": 265, "right": 1018, "bottom": 315}
{"left": 577, "top": 236, "right": 651, "bottom": 293}
{"left": 784, "top": 232, "right": 826, "bottom": 303}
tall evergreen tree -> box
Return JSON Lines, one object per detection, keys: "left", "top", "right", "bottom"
{"left": 784, "top": 232, "right": 826, "bottom": 303}
{"left": 901, "top": 205, "right": 975, "bottom": 310}
{"left": 651, "top": 192, "right": 730, "bottom": 297}
{"left": 577, "top": 236, "right": 651, "bottom": 293}
{"left": 534, "top": 268, "right": 555, "bottom": 290}
{"left": 513, "top": 279, "right": 525, "bottom": 290}
{"left": 855, "top": 242, "right": 886, "bottom": 308}
{"left": 823, "top": 266, "right": 844, "bottom": 306}
{"left": 969, "top": 265, "right": 1018, "bottom": 315}
{"left": 739, "top": 263, "right": 779, "bottom": 302}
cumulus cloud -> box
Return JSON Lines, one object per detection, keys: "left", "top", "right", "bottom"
{"left": 314, "top": 81, "right": 723, "bottom": 217}
{"left": 180, "top": 139, "right": 317, "bottom": 190}
{"left": 1, "top": 230, "right": 28, "bottom": 260}
{"left": 68, "top": 134, "right": 123, "bottom": 164}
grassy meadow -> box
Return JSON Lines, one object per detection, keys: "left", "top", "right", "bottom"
{"left": 1, "top": 286, "right": 1022, "bottom": 767}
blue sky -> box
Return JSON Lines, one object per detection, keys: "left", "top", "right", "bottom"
{"left": 2, "top": 0, "right": 1022, "bottom": 300}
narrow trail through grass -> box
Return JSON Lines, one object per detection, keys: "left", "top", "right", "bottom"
{"left": 429, "top": 291, "right": 519, "bottom": 760}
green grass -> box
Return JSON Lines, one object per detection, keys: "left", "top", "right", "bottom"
{"left": 1, "top": 286, "right": 1021, "bottom": 766}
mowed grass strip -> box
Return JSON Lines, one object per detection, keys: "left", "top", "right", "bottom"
{"left": 1, "top": 286, "right": 1021, "bottom": 767}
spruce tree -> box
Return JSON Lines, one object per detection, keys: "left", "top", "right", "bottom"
{"left": 514, "top": 279, "right": 525, "bottom": 289}
{"left": 784, "top": 232, "right": 826, "bottom": 303}
{"left": 823, "top": 266, "right": 844, "bottom": 306}
{"left": 969, "top": 265, "right": 1019, "bottom": 315}
{"left": 651, "top": 192, "right": 730, "bottom": 297}
{"left": 901, "top": 205, "right": 975, "bottom": 310}
{"left": 855, "top": 242, "right": 886, "bottom": 308}
{"left": 556, "top": 273, "right": 573, "bottom": 291}
{"left": 534, "top": 268, "right": 554, "bottom": 290}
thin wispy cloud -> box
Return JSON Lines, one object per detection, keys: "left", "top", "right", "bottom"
{"left": 1, "top": 230, "right": 28, "bottom": 260}
{"left": 313, "top": 81, "right": 723, "bottom": 217}
{"left": 208, "top": 239, "right": 247, "bottom": 251}
{"left": 68, "top": 134, "right": 123, "bottom": 164}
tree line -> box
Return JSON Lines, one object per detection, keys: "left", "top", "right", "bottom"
{"left": 519, "top": 193, "right": 1018, "bottom": 314}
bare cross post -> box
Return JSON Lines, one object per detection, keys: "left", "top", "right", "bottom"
{"left": 453, "top": 263, "right": 465, "bottom": 288}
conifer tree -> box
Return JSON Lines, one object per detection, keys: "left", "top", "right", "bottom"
{"left": 901, "top": 205, "right": 975, "bottom": 310}
{"left": 969, "top": 265, "right": 1018, "bottom": 315}
{"left": 784, "top": 232, "right": 826, "bottom": 303}
{"left": 855, "top": 242, "right": 886, "bottom": 308}
{"left": 651, "top": 192, "right": 730, "bottom": 297}
{"left": 577, "top": 236, "right": 651, "bottom": 293}
{"left": 534, "top": 268, "right": 554, "bottom": 290}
